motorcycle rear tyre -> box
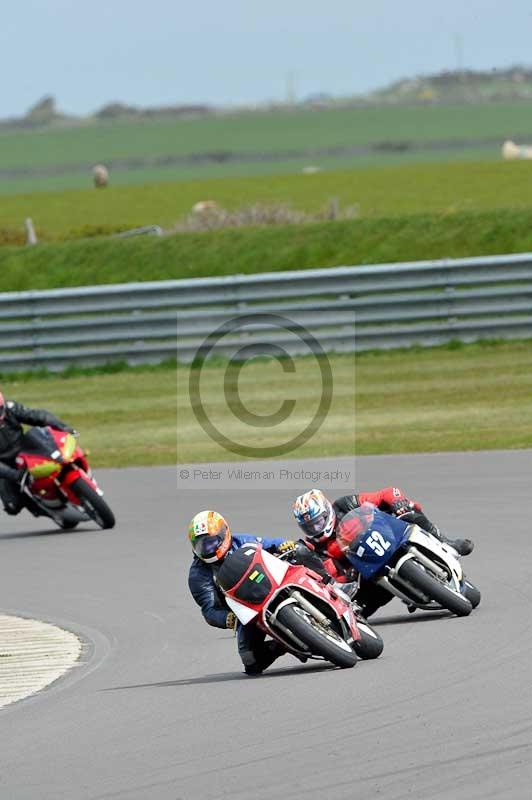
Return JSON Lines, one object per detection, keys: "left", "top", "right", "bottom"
{"left": 398, "top": 559, "right": 472, "bottom": 617}
{"left": 60, "top": 518, "right": 79, "bottom": 530}
{"left": 277, "top": 604, "right": 357, "bottom": 668}
{"left": 71, "top": 477, "right": 115, "bottom": 530}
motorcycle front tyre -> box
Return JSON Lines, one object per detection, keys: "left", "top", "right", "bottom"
{"left": 71, "top": 477, "right": 115, "bottom": 530}
{"left": 276, "top": 604, "right": 357, "bottom": 668}
{"left": 352, "top": 621, "right": 384, "bottom": 659}
{"left": 463, "top": 579, "right": 481, "bottom": 609}
{"left": 398, "top": 559, "right": 472, "bottom": 617}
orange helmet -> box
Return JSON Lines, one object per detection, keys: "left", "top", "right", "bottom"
{"left": 188, "top": 510, "right": 232, "bottom": 564}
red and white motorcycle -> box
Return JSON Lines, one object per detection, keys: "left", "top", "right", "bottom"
{"left": 216, "top": 542, "right": 383, "bottom": 668}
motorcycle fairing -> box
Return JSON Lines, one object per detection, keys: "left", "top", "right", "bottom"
{"left": 343, "top": 509, "right": 410, "bottom": 579}
{"left": 219, "top": 546, "right": 359, "bottom": 644}
{"left": 18, "top": 428, "right": 80, "bottom": 479}
{"left": 60, "top": 467, "right": 99, "bottom": 504}
{"left": 405, "top": 526, "right": 464, "bottom": 589}
{"left": 23, "top": 454, "right": 62, "bottom": 479}
{"left": 225, "top": 595, "right": 259, "bottom": 625}
{"left": 218, "top": 546, "right": 288, "bottom": 609}
{"left": 374, "top": 526, "right": 466, "bottom": 608}
{"left": 221, "top": 548, "right": 290, "bottom": 626}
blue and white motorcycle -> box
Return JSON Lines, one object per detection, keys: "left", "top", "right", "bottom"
{"left": 337, "top": 504, "right": 481, "bottom": 617}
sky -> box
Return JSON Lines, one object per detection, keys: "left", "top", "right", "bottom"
{"left": 2, "top": 0, "right": 532, "bottom": 117}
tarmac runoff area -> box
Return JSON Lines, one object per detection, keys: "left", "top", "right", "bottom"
{"left": 0, "top": 614, "right": 81, "bottom": 709}
{"left": 2, "top": 454, "right": 532, "bottom": 799}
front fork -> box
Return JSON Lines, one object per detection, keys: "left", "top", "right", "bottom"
{"left": 58, "top": 465, "right": 100, "bottom": 504}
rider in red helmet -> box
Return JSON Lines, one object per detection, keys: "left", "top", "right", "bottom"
{"left": 0, "top": 391, "right": 75, "bottom": 516}
{"left": 293, "top": 487, "right": 474, "bottom": 617}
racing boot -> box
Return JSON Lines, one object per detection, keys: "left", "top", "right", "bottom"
{"left": 415, "top": 512, "right": 474, "bottom": 557}
{"left": 430, "top": 525, "right": 474, "bottom": 556}
{"left": 0, "top": 475, "right": 24, "bottom": 516}
{"left": 441, "top": 536, "right": 474, "bottom": 556}
{"left": 244, "top": 641, "right": 287, "bottom": 676}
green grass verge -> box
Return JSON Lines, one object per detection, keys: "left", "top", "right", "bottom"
{"left": 4, "top": 340, "right": 532, "bottom": 467}
{"left": 3, "top": 204, "right": 532, "bottom": 292}
{"left": 0, "top": 101, "right": 531, "bottom": 192}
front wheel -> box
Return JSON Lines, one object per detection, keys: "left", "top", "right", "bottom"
{"left": 276, "top": 604, "right": 357, "bottom": 668}
{"left": 70, "top": 477, "right": 115, "bottom": 530}
{"left": 463, "top": 579, "right": 481, "bottom": 609}
{"left": 398, "top": 559, "right": 472, "bottom": 617}
{"left": 353, "top": 621, "right": 384, "bottom": 660}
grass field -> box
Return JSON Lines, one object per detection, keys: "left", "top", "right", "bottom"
{"left": 1, "top": 101, "right": 531, "bottom": 193}
{"left": 4, "top": 158, "right": 532, "bottom": 249}
{"left": 4, "top": 340, "right": 532, "bottom": 467}
{"left": 0, "top": 146, "right": 499, "bottom": 197}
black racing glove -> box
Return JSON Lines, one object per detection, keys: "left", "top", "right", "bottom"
{"left": 60, "top": 423, "right": 77, "bottom": 435}
{"left": 389, "top": 499, "right": 416, "bottom": 517}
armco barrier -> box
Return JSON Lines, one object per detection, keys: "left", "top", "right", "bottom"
{"left": 3, "top": 253, "right": 532, "bottom": 370}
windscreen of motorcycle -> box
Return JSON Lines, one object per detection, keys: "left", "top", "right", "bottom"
{"left": 20, "top": 427, "right": 58, "bottom": 456}
{"left": 336, "top": 503, "right": 376, "bottom": 550}
{"left": 337, "top": 504, "right": 410, "bottom": 579}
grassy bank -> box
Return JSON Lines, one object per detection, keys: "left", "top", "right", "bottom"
{"left": 3, "top": 206, "right": 532, "bottom": 292}
{"left": 3, "top": 340, "right": 532, "bottom": 467}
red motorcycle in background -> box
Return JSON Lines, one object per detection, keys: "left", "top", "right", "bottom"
{"left": 15, "top": 426, "right": 115, "bottom": 530}
{"left": 216, "top": 542, "right": 383, "bottom": 668}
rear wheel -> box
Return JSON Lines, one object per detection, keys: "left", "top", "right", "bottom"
{"left": 463, "top": 579, "right": 481, "bottom": 609}
{"left": 70, "top": 477, "right": 115, "bottom": 530}
{"left": 58, "top": 506, "right": 85, "bottom": 530}
{"left": 276, "top": 604, "right": 357, "bottom": 668}
{"left": 60, "top": 518, "right": 79, "bottom": 530}
{"left": 353, "top": 621, "right": 384, "bottom": 660}
{"left": 398, "top": 559, "right": 472, "bottom": 617}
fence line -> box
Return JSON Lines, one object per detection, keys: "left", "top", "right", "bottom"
{"left": 3, "top": 252, "right": 532, "bottom": 370}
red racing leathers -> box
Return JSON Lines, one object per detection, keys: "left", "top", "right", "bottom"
{"left": 311, "top": 487, "right": 425, "bottom": 582}
{"left": 303, "top": 487, "right": 472, "bottom": 616}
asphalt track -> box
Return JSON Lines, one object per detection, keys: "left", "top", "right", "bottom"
{"left": 1, "top": 451, "right": 531, "bottom": 800}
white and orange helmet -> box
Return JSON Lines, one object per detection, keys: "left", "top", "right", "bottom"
{"left": 188, "top": 510, "right": 232, "bottom": 564}
{"left": 293, "top": 489, "right": 336, "bottom": 542}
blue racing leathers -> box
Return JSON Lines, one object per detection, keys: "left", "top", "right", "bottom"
{"left": 188, "top": 533, "right": 289, "bottom": 674}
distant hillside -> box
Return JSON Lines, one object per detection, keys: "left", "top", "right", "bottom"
{"left": 3, "top": 66, "right": 532, "bottom": 132}
{"left": 0, "top": 95, "right": 214, "bottom": 132}
{"left": 366, "top": 66, "right": 532, "bottom": 105}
